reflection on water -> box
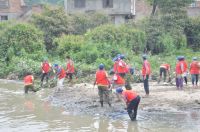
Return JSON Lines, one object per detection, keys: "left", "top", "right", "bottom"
{"left": 0, "top": 80, "right": 200, "bottom": 132}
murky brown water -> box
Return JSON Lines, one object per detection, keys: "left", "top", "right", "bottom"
{"left": 0, "top": 80, "right": 200, "bottom": 132}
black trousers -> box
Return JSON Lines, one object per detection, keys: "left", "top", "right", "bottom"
{"left": 41, "top": 73, "right": 49, "bottom": 84}
{"left": 143, "top": 75, "right": 149, "bottom": 95}
{"left": 127, "top": 96, "right": 141, "bottom": 120}
{"left": 160, "top": 67, "right": 167, "bottom": 82}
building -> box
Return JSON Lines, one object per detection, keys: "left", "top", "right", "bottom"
{"left": 64, "top": 0, "right": 150, "bottom": 25}
{"left": 0, "top": 0, "right": 43, "bottom": 21}
{"left": 0, "top": 0, "right": 27, "bottom": 21}
{"left": 187, "top": 0, "right": 200, "bottom": 17}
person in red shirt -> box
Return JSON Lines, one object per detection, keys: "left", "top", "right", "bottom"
{"left": 116, "top": 85, "right": 140, "bottom": 121}
{"left": 113, "top": 54, "right": 128, "bottom": 78}
{"left": 24, "top": 72, "right": 37, "bottom": 94}
{"left": 66, "top": 56, "right": 75, "bottom": 82}
{"left": 53, "top": 64, "right": 66, "bottom": 90}
{"left": 175, "top": 56, "right": 184, "bottom": 90}
{"left": 190, "top": 57, "right": 199, "bottom": 88}
{"left": 94, "top": 64, "right": 111, "bottom": 107}
{"left": 110, "top": 70, "right": 125, "bottom": 101}
{"left": 141, "top": 55, "right": 151, "bottom": 95}
{"left": 41, "top": 59, "right": 51, "bottom": 87}
{"left": 158, "top": 63, "right": 171, "bottom": 83}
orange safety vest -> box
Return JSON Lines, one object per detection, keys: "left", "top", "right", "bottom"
{"left": 176, "top": 61, "right": 183, "bottom": 74}
{"left": 24, "top": 75, "right": 33, "bottom": 86}
{"left": 58, "top": 67, "right": 66, "bottom": 79}
{"left": 42, "top": 62, "right": 51, "bottom": 73}
{"left": 66, "top": 60, "right": 75, "bottom": 73}
{"left": 117, "top": 60, "right": 127, "bottom": 74}
{"left": 142, "top": 60, "right": 151, "bottom": 76}
{"left": 96, "top": 70, "right": 109, "bottom": 86}
{"left": 190, "top": 61, "right": 199, "bottom": 74}
{"left": 122, "top": 90, "right": 138, "bottom": 103}
{"left": 113, "top": 74, "right": 125, "bottom": 85}
{"left": 182, "top": 60, "right": 188, "bottom": 72}
{"left": 160, "top": 64, "right": 170, "bottom": 70}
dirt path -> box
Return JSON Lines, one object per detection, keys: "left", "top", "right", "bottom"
{"left": 48, "top": 82, "right": 200, "bottom": 117}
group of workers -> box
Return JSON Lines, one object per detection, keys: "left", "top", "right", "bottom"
{"left": 158, "top": 56, "right": 200, "bottom": 89}
{"left": 23, "top": 54, "right": 200, "bottom": 121}
{"left": 23, "top": 56, "right": 75, "bottom": 93}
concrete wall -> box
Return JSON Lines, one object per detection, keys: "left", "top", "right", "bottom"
{"left": 65, "top": 0, "right": 131, "bottom": 15}
{"left": 187, "top": 8, "right": 200, "bottom": 17}
{"left": 0, "top": 12, "right": 19, "bottom": 21}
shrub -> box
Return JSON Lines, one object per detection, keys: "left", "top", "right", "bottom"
{"left": 0, "top": 23, "right": 46, "bottom": 64}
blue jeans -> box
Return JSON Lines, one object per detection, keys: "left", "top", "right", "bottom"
{"left": 191, "top": 74, "right": 199, "bottom": 86}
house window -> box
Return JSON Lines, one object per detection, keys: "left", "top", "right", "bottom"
{"left": 1, "top": 16, "right": 8, "bottom": 21}
{"left": 0, "top": 0, "right": 9, "bottom": 9}
{"left": 74, "top": 0, "right": 85, "bottom": 8}
{"left": 103, "top": 0, "right": 113, "bottom": 8}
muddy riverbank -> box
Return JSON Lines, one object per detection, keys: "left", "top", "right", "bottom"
{"left": 48, "top": 82, "right": 200, "bottom": 118}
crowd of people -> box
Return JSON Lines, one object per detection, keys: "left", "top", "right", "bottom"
{"left": 23, "top": 54, "right": 200, "bottom": 121}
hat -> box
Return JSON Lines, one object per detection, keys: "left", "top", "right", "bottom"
{"left": 116, "top": 87, "right": 123, "bottom": 93}
{"left": 99, "top": 64, "right": 104, "bottom": 70}
{"left": 120, "top": 54, "right": 125, "bottom": 59}
{"left": 193, "top": 57, "right": 197, "bottom": 60}
{"left": 142, "top": 54, "right": 147, "bottom": 59}
{"left": 53, "top": 64, "right": 58, "bottom": 67}
{"left": 177, "top": 56, "right": 182, "bottom": 60}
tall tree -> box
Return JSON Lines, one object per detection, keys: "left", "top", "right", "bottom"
{"left": 32, "top": 6, "right": 73, "bottom": 53}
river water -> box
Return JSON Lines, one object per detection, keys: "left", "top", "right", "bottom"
{"left": 0, "top": 80, "right": 200, "bottom": 132}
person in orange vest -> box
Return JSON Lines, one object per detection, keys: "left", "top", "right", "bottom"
{"left": 94, "top": 64, "right": 111, "bottom": 107}
{"left": 158, "top": 63, "right": 171, "bottom": 83}
{"left": 141, "top": 55, "right": 151, "bottom": 95}
{"left": 66, "top": 56, "right": 75, "bottom": 82}
{"left": 181, "top": 56, "right": 188, "bottom": 85}
{"left": 53, "top": 64, "right": 66, "bottom": 89}
{"left": 113, "top": 54, "right": 128, "bottom": 78}
{"left": 41, "top": 59, "right": 51, "bottom": 87}
{"left": 110, "top": 70, "right": 125, "bottom": 101}
{"left": 175, "top": 56, "right": 184, "bottom": 90}
{"left": 116, "top": 85, "right": 140, "bottom": 121}
{"left": 24, "top": 72, "right": 37, "bottom": 94}
{"left": 190, "top": 57, "right": 199, "bottom": 88}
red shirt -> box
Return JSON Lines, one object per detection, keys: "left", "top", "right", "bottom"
{"left": 66, "top": 60, "right": 75, "bottom": 73}
{"left": 24, "top": 75, "right": 33, "bottom": 86}
{"left": 113, "top": 59, "right": 128, "bottom": 74}
{"left": 160, "top": 64, "right": 170, "bottom": 70}
{"left": 142, "top": 60, "right": 151, "bottom": 76}
{"left": 95, "top": 70, "right": 109, "bottom": 86}
{"left": 190, "top": 61, "right": 199, "bottom": 74}
{"left": 42, "top": 62, "right": 51, "bottom": 73}
{"left": 122, "top": 90, "right": 138, "bottom": 103}
{"left": 57, "top": 67, "right": 66, "bottom": 79}
{"left": 182, "top": 60, "right": 188, "bottom": 72}
{"left": 176, "top": 61, "right": 184, "bottom": 74}
{"left": 113, "top": 74, "right": 125, "bottom": 85}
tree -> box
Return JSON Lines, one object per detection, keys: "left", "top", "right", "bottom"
{"left": 32, "top": 6, "right": 73, "bottom": 53}
{"left": 185, "top": 17, "right": 200, "bottom": 51}
{"left": 145, "top": 0, "right": 193, "bottom": 54}
{"left": 71, "top": 12, "right": 111, "bottom": 35}
{"left": 0, "top": 23, "right": 45, "bottom": 64}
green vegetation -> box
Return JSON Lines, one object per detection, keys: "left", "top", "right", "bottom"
{"left": 0, "top": 3, "right": 199, "bottom": 80}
